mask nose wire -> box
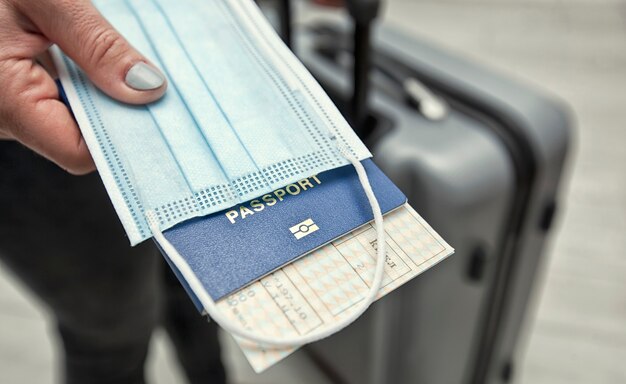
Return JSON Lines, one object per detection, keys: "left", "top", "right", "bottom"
{"left": 146, "top": 143, "right": 386, "bottom": 348}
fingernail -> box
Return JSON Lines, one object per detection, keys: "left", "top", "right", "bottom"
{"left": 125, "top": 62, "right": 165, "bottom": 91}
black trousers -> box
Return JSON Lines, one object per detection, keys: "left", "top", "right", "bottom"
{"left": 0, "top": 141, "right": 226, "bottom": 384}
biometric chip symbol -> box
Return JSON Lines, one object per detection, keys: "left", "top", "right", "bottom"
{"left": 289, "top": 218, "right": 320, "bottom": 239}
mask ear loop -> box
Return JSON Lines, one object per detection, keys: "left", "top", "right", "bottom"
{"left": 146, "top": 144, "right": 386, "bottom": 348}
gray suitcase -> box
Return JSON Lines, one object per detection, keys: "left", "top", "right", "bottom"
{"left": 271, "top": 5, "right": 572, "bottom": 384}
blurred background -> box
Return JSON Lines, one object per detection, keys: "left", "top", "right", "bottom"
{"left": 1, "top": 0, "right": 624, "bottom": 383}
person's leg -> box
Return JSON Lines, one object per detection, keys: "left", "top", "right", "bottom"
{"left": 0, "top": 142, "right": 160, "bottom": 384}
{"left": 161, "top": 266, "right": 227, "bottom": 384}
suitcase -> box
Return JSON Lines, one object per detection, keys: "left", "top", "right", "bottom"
{"left": 264, "top": 1, "right": 572, "bottom": 383}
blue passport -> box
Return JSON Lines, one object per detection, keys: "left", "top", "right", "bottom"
{"left": 161, "top": 159, "right": 406, "bottom": 303}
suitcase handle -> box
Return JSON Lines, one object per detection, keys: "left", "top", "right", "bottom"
{"left": 345, "top": 0, "right": 381, "bottom": 133}
{"left": 277, "top": 0, "right": 293, "bottom": 48}
{"left": 274, "top": 0, "right": 382, "bottom": 133}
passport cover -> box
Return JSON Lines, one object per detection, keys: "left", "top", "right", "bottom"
{"left": 161, "top": 159, "right": 406, "bottom": 302}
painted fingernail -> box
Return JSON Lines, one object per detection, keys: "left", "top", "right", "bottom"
{"left": 125, "top": 62, "right": 165, "bottom": 91}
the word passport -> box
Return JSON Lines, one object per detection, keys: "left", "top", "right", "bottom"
{"left": 162, "top": 159, "right": 407, "bottom": 302}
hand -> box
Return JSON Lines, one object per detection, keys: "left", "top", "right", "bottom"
{"left": 0, "top": 0, "right": 167, "bottom": 175}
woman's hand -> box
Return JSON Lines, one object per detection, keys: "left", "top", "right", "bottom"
{"left": 0, "top": 0, "right": 167, "bottom": 174}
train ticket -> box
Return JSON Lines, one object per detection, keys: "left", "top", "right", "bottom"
{"left": 215, "top": 203, "right": 454, "bottom": 372}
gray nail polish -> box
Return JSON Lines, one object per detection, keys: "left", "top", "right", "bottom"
{"left": 125, "top": 62, "right": 165, "bottom": 91}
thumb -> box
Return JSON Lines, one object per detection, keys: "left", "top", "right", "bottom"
{"left": 24, "top": 0, "right": 167, "bottom": 105}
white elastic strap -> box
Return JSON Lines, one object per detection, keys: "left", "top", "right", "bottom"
{"left": 146, "top": 147, "right": 386, "bottom": 348}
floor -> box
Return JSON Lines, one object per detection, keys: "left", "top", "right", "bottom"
{"left": 0, "top": 0, "right": 625, "bottom": 383}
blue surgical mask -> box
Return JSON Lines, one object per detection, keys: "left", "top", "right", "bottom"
{"left": 52, "top": 0, "right": 370, "bottom": 245}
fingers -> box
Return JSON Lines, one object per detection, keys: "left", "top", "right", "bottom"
{"left": 22, "top": 0, "right": 167, "bottom": 105}
{"left": 35, "top": 51, "right": 58, "bottom": 78}
{"left": 2, "top": 0, "right": 166, "bottom": 175}
{"left": 0, "top": 58, "right": 95, "bottom": 175}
